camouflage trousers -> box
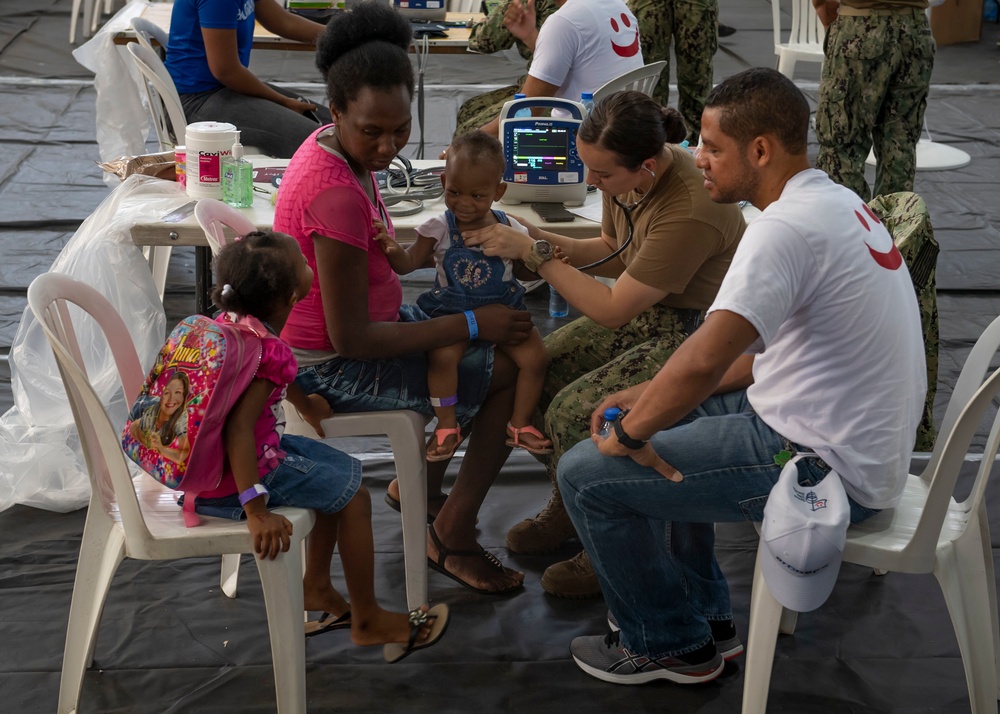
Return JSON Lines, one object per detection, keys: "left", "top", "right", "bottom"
{"left": 627, "top": 0, "right": 717, "bottom": 142}
{"left": 868, "top": 191, "right": 939, "bottom": 452}
{"left": 454, "top": 83, "right": 521, "bottom": 138}
{"left": 815, "top": 11, "right": 935, "bottom": 201}
{"left": 532, "top": 304, "right": 695, "bottom": 489}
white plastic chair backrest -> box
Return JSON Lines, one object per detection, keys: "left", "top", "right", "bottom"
{"left": 772, "top": 0, "right": 824, "bottom": 52}
{"left": 591, "top": 61, "right": 667, "bottom": 105}
{"left": 131, "top": 16, "right": 168, "bottom": 58}
{"left": 26, "top": 273, "right": 153, "bottom": 541}
{"left": 127, "top": 41, "right": 187, "bottom": 148}
{"left": 195, "top": 199, "right": 258, "bottom": 256}
{"left": 903, "top": 312, "right": 1000, "bottom": 559}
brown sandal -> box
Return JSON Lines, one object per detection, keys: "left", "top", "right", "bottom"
{"left": 426, "top": 524, "right": 523, "bottom": 595}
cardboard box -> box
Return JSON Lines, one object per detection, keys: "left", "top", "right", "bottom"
{"left": 930, "top": 0, "right": 984, "bottom": 45}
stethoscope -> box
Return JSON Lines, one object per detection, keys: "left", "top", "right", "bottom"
{"left": 576, "top": 165, "right": 657, "bottom": 272}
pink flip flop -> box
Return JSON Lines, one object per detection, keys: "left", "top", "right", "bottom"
{"left": 505, "top": 423, "right": 554, "bottom": 455}
{"left": 426, "top": 426, "right": 463, "bottom": 462}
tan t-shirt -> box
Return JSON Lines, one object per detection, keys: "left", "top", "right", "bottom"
{"left": 600, "top": 144, "right": 745, "bottom": 311}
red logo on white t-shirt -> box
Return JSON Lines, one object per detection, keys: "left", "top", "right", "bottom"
{"left": 609, "top": 13, "right": 640, "bottom": 57}
{"left": 854, "top": 203, "right": 902, "bottom": 270}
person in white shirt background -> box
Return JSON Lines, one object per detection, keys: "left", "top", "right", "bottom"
{"left": 476, "top": 0, "right": 644, "bottom": 137}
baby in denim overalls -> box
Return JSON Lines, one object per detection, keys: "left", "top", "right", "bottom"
{"left": 376, "top": 131, "right": 552, "bottom": 462}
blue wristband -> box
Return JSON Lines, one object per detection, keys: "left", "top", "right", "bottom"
{"left": 463, "top": 310, "right": 479, "bottom": 341}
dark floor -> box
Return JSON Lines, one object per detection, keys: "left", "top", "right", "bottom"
{"left": 2, "top": 0, "right": 1000, "bottom": 712}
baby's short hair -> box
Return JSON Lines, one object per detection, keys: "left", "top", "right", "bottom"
{"left": 448, "top": 130, "right": 505, "bottom": 178}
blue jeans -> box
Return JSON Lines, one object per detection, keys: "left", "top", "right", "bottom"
{"left": 557, "top": 389, "right": 878, "bottom": 659}
{"left": 188, "top": 434, "right": 362, "bottom": 520}
{"left": 295, "top": 304, "right": 494, "bottom": 426}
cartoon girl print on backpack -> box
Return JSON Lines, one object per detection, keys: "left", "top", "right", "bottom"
{"left": 128, "top": 371, "right": 192, "bottom": 466}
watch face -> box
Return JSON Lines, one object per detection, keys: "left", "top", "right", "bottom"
{"left": 534, "top": 240, "right": 553, "bottom": 258}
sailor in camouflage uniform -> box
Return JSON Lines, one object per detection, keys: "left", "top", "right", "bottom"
{"left": 454, "top": 0, "right": 557, "bottom": 137}
{"left": 814, "top": 0, "right": 935, "bottom": 200}
{"left": 629, "top": 0, "right": 718, "bottom": 142}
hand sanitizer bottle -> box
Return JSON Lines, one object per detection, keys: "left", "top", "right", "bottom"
{"left": 580, "top": 91, "right": 594, "bottom": 116}
{"left": 221, "top": 131, "right": 253, "bottom": 208}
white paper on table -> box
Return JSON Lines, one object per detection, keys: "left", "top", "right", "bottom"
{"left": 567, "top": 201, "right": 603, "bottom": 223}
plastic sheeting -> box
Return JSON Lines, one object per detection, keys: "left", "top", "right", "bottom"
{"left": 0, "top": 175, "right": 187, "bottom": 513}
{"left": 1, "top": 453, "right": 995, "bottom": 713}
{"left": 71, "top": 0, "right": 152, "bottom": 173}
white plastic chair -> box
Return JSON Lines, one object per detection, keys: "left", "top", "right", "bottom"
{"left": 131, "top": 16, "right": 169, "bottom": 60}
{"left": 127, "top": 41, "right": 188, "bottom": 304}
{"left": 741, "top": 313, "right": 1000, "bottom": 713}
{"left": 126, "top": 41, "right": 187, "bottom": 149}
{"left": 771, "top": 0, "right": 825, "bottom": 79}
{"left": 194, "top": 198, "right": 258, "bottom": 256}
{"left": 591, "top": 61, "right": 667, "bottom": 105}
{"left": 69, "top": 0, "right": 97, "bottom": 44}
{"left": 27, "top": 273, "right": 316, "bottom": 714}
{"left": 196, "top": 199, "right": 432, "bottom": 610}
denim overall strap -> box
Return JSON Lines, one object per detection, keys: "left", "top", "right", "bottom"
{"left": 445, "top": 210, "right": 462, "bottom": 248}
{"left": 444, "top": 209, "right": 511, "bottom": 248}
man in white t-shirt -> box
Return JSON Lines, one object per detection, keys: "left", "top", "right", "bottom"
{"left": 478, "top": 0, "right": 644, "bottom": 137}
{"left": 558, "top": 68, "right": 926, "bottom": 686}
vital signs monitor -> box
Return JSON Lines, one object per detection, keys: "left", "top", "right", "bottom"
{"left": 499, "top": 97, "right": 588, "bottom": 206}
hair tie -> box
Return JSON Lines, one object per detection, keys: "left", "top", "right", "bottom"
{"left": 221, "top": 283, "right": 236, "bottom": 299}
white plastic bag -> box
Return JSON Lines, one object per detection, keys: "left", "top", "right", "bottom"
{"left": 0, "top": 175, "right": 191, "bottom": 513}
{"left": 72, "top": 0, "right": 153, "bottom": 182}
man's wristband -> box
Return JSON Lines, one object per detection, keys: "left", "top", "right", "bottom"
{"left": 613, "top": 410, "right": 648, "bottom": 450}
{"left": 238, "top": 483, "right": 270, "bottom": 508}
{"left": 464, "top": 310, "right": 479, "bottom": 341}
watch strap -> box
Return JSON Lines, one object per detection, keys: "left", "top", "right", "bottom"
{"left": 613, "top": 410, "right": 647, "bottom": 450}
{"left": 524, "top": 240, "right": 553, "bottom": 273}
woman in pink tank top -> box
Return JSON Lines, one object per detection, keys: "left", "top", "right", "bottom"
{"left": 276, "top": 3, "right": 533, "bottom": 595}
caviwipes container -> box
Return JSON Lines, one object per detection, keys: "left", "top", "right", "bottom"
{"left": 185, "top": 122, "right": 238, "bottom": 199}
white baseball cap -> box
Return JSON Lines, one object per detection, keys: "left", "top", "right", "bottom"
{"left": 760, "top": 453, "right": 850, "bottom": 612}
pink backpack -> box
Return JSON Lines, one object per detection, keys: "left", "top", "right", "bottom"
{"left": 121, "top": 314, "right": 262, "bottom": 526}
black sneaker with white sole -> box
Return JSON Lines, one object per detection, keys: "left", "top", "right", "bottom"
{"left": 570, "top": 631, "right": 724, "bottom": 685}
{"left": 606, "top": 610, "right": 744, "bottom": 660}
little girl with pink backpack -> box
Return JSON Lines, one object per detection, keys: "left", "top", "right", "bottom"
{"left": 123, "top": 230, "right": 447, "bottom": 661}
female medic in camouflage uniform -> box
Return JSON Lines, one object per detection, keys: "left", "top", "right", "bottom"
{"left": 463, "top": 91, "right": 745, "bottom": 597}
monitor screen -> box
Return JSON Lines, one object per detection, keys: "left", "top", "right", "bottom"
{"left": 511, "top": 126, "right": 570, "bottom": 172}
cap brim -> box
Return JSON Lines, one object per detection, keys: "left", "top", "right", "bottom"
{"left": 760, "top": 546, "right": 842, "bottom": 613}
